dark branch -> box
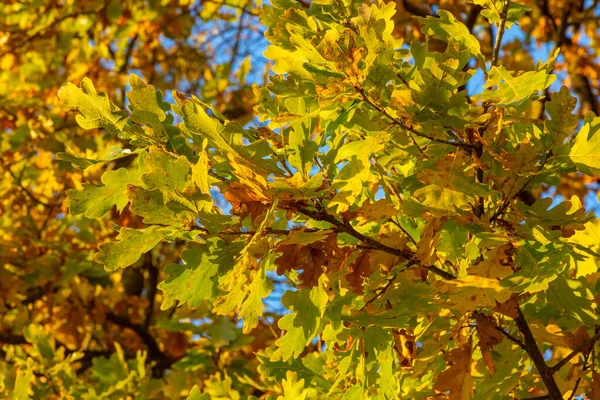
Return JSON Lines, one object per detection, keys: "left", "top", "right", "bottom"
{"left": 512, "top": 306, "right": 563, "bottom": 400}
{"left": 143, "top": 252, "right": 158, "bottom": 329}
{"left": 106, "top": 312, "right": 176, "bottom": 376}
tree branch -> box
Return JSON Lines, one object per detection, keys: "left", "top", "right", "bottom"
{"left": 512, "top": 306, "right": 563, "bottom": 400}
{"left": 297, "top": 205, "right": 458, "bottom": 281}
{"left": 549, "top": 329, "right": 600, "bottom": 374}
{"left": 143, "top": 252, "right": 158, "bottom": 329}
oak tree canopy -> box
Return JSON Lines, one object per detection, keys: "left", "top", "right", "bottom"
{"left": 3, "top": 0, "right": 600, "bottom": 399}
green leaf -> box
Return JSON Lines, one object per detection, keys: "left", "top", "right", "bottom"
{"left": 179, "top": 98, "right": 242, "bottom": 158}
{"left": 192, "top": 149, "right": 211, "bottom": 194}
{"left": 95, "top": 226, "right": 174, "bottom": 271}
{"left": 288, "top": 120, "right": 318, "bottom": 179}
{"left": 364, "top": 327, "right": 398, "bottom": 397}
{"left": 470, "top": 0, "right": 529, "bottom": 27}
{"left": 271, "top": 278, "right": 328, "bottom": 362}
{"left": 58, "top": 77, "right": 128, "bottom": 134}
{"left": 187, "top": 385, "right": 211, "bottom": 400}
{"left": 127, "top": 74, "right": 170, "bottom": 142}
{"left": 207, "top": 317, "right": 238, "bottom": 347}
{"left": 544, "top": 86, "right": 578, "bottom": 149}
{"left": 279, "top": 371, "right": 314, "bottom": 400}
{"left": 567, "top": 122, "right": 600, "bottom": 175}
{"left": 238, "top": 254, "right": 274, "bottom": 333}
{"left": 13, "top": 358, "right": 33, "bottom": 400}
{"left": 66, "top": 166, "right": 143, "bottom": 218}
{"left": 473, "top": 65, "right": 556, "bottom": 106}
{"left": 158, "top": 247, "right": 220, "bottom": 310}
{"left": 23, "top": 324, "right": 55, "bottom": 360}
{"left": 127, "top": 186, "right": 184, "bottom": 226}
{"left": 416, "top": 10, "right": 483, "bottom": 62}
{"left": 56, "top": 146, "right": 134, "bottom": 170}
{"left": 142, "top": 148, "right": 190, "bottom": 193}
{"left": 546, "top": 276, "right": 599, "bottom": 325}
{"left": 414, "top": 184, "right": 472, "bottom": 215}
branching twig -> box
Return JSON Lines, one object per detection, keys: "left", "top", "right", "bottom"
{"left": 490, "top": 151, "right": 552, "bottom": 223}
{"left": 549, "top": 329, "right": 600, "bottom": 374}
{"left": 298, "top": 205, "right": 457, "bottom": 281}
{"left": 360, "top": 273, "right": 399, "bottom": 311}
{"left": 355, "top": 87, "right": 473, "bottom": 150}
{"left": 3, "top": 165, "right": 58, "bottom": 208}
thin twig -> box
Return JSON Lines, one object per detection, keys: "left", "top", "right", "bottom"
{"left": 567, "top": 336, "right": 595, "bottom": 400}
{"left": 192, "top": 227, "right": 321, "bottom": 235}
{"left": 298, "top": 205, "right": 457, "bottom": 281}
{"left": 355, "top": 87, "right": 473, "bottom": 150}
{"left": 491, "top": 0, "right": 511, "bottom": 67}
{"left": 389, "top": 219, "right": 417, "bottom": 245}
{"left": 490, "top": 151, "right": 552, "bottom": 223}
{"left": 494, "top": 326, "right": 527, "bottom": 351}
{"left": 4, "top": 165, "right": 58, "bottom": 208}
{"left": 360, "top": 274, "right": 399, "bottom": 311}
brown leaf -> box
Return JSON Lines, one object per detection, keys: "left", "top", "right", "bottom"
{"left": 493, "top": 295, "right": 520, "bottom": 319}
{"left": 590, "top": 371, "right": 600, "bottom": 400}
{"left": 468, "top": 243, "right": 516, "bottom": 279}
{"left": 474, "top": 313, "right": 504, "bottom": 375}
{"left": 223, "top": 182, "right": 269, "bottom": 224}
{"left": 346, "top": 250, "right": 373, "bottom": 294}
{"left": 274, "top": 232, "right": 349, "bottom": 288}
{"left": 434, "top": 339, "right": 474, "bottom": 400}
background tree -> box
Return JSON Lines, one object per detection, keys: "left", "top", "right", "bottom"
{"left": 4, "top": 0, "right": 600, "bottom": 399}
{"left": 0, "top": 0, "right": 268, "bottom": 398}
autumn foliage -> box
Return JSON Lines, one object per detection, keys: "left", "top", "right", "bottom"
{"left": 4, "top": 0, "right": 600, "bottom": 399}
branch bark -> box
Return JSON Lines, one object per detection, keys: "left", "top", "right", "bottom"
{"left": 512, "top": 306, "right": 563, "bottom": 400}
